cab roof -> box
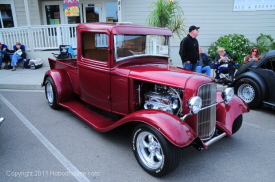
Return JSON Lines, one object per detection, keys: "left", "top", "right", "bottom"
{"left": 77, "top": 22, "right": 173, "bottom": 36}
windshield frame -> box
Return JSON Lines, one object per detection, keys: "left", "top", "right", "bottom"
{"left": 114, "top": 34, "right": 170, "bottom": 62}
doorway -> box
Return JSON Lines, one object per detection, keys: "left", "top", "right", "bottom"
{"left": 82, "top": 4, "right": 102, "bottom": 23}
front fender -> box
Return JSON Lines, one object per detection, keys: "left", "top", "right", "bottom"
{"left": 118, "top": 109, "right": 197, "bottom": 148}
{"left": 216, "top": 91, "right": 249, "bottom": 135}
{"left": 42, "top": 69, "right": 74, "bottom": 103}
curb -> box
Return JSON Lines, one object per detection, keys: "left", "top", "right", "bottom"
{"left": 0, "top": 84, "right": 43, "bottom": 90}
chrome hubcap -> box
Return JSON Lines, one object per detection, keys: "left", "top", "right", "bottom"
{"left": 46, "top": 82, "right": 54, "bottom": 103}
{"left": 136, "top": 131, "right": 163, "bottom": 169}
{"left": 237, "top": 83, "right": 255, "bottom": 103}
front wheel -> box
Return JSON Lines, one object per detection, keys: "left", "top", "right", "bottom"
{"left": 232, "top": 114, "right": 243, "bottom": 134}
{"left": 45, "top": 77, "right": 59, "bottom": 109}
{"left": 132, "top": 124, "right": 181, "bottom": 177}
{"left": 234, "top": 78, "right": 262, "bottom": 109}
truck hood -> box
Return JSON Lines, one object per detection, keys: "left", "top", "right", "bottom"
{"left": 117, "top": 63, "right": 214, "bottom": 89}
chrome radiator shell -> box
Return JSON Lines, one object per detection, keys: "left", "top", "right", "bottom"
{"left": 197, "top": 83, "right": 217, "bottom": 140}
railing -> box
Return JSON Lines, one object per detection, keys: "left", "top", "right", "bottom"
{"left": 0, "top": 24, "right": 78, "bottom": 51}
{"left": 0, "top": 24, "right": 161, "bottom": 54}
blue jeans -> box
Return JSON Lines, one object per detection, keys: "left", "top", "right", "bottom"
{"left": 11, "top": 54, "right": 22, "bottom": 66}
{"left": 196, "top": 66, "right": 211, "bottom": 76}
{"left": 183, "top": 62, "right": 197, "bottom": 71}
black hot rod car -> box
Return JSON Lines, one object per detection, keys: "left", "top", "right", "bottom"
{"left": 231, "top": 50, "right": 275, "bottom": 109}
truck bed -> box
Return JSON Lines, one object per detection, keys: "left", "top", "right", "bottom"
{"left": 48, "top": 58, "right": 77, "bottom": 69}
{"left": 48, "top": 58, "right": 79, "bottom": 94}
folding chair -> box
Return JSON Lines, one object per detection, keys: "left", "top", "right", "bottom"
{"left": 214, "top": 62, "right": 238, "bottom": 85}
{"left": 52, "top": 45, "right": 75, "bottom": 59}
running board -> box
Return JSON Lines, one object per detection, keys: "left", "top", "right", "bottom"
{"left": 204, "top": 132, "right": 227, "bottom": 147}
{"left": 59, "top": 100, "right": 117, "bottom": 132}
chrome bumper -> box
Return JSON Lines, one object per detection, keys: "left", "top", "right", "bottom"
{"left": 204, "top": 132, "right": 227, "bottom": 147}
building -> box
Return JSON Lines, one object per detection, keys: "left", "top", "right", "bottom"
{"left": 1, "top": 0, "right": 275, "bottom": 66}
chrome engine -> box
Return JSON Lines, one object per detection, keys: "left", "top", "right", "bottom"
{"left": 144, "top": 84, "right": 183, "bottom": 116}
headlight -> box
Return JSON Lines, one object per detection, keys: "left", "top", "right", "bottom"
{"left": 222, "top": 88, "right": 234, "bottom": 104}
{"left": 187, "top": 96, "right": 202, "bottom": 114}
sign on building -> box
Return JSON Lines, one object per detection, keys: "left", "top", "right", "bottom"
{"left": 233, "top": 0, "right": 275, "bottom": 11}
{"left": 64, "top": 0, "right": 80, "bottom": 16}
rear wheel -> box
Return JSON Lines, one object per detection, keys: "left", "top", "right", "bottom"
{"left": 234, "top": 78, "right": 262, "bottom": 109}
{"left": 45, "top": 77, "right": 59, "bottom": 109}
{"left": 132, "top": 124, "right": 181, "bottom": 177}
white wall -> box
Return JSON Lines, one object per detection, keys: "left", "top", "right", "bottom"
{"left": 13, "top": 0, "right": 41, "bottom": 26}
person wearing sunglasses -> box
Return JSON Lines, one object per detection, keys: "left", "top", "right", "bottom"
{"left": 243, "top": 47, "right": 261, "bottom": 65}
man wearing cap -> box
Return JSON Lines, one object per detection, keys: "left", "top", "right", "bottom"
{"left": 179, "top": 25, "right": 200, "bottom": 71}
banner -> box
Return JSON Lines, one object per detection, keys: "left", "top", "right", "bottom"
{"left": 233, "top": 0, "right": 275, "bottom": 11}
{"left": 64, "top": 0, "right": 80, "bottom": 16}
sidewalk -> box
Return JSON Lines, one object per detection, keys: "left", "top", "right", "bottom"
{"left": 0, "top": 66, "right": 227, "bottom": 91}
{"left": 0, "top": 67, "right": 50, "bottom": 90}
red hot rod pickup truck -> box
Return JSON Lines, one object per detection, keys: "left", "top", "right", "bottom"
{"left": 42, "top": 23, "right": 249, "bottom": 177}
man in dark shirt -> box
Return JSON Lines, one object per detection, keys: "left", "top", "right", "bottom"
{"left": 179, "top": 25, "right": 200, "bottom": 71}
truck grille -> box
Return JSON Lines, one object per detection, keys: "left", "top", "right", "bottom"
{"left": 197, "top": 83, "right": 216, "bottom": 140}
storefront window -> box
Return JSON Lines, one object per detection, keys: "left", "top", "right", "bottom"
{"left": 45, "top": 5, "right": 61, "bottom": 25}
{"left": 0, "top": 4, "right": 14, "bottom": 28}
{"left": 106, "top": 2, "right": 118, "bottom": 22}
{"left": 68, "top": 16, "right": 80, "bottom": 24}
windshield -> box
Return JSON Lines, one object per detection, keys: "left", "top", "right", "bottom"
{"left": 114, "top": 35, "right": 170, "bottom": 61}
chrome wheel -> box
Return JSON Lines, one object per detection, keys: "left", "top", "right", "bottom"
{"left": 46, "top": 81, "right": 54, "bottom": 103}
{"left": 45, "top": 77, "right": 58, "bottom": 109}
{"left": 136, "top": 131, "right": 163, "bottom": 169}
{"left": 237, "top": 83, "right": 255, "bottom": 103}
{"left": 132, "top": 124, "right": 181, "bottom": 177}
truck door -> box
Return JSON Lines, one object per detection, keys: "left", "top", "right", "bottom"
{"left": 78, "top": 31, "right": 111, "bottom": 111}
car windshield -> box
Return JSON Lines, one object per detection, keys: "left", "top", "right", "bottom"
{"left": 114, "top": 34, "right": 170, "bottom": 61}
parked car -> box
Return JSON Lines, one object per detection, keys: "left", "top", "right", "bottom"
{"left": 231, "top": 50, "right": 275, "bottom": 109}
{"left": 42, "top": 23, "right": 249, "bottom": 177}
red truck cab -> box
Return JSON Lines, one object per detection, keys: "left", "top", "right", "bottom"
{"left": 42, "top": 23, "right": 249, "bottom": 177}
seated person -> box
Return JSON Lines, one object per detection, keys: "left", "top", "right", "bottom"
{"left": 214, "top": 47, "right": 235, "bottom": 81}
{"left": 0, "top": 42, "right": 9, "bottom": 69}
{"left": 117, "top": 40, "right": 135, "bottom": 58}
{"left": 196, "top": 46, "right": 211, "bottom": 76}
{"left": 243, "top": 47, "right": 261, "bottom": 65}
{"left": 10, "top": 42, "right": 25, "bottom": 71}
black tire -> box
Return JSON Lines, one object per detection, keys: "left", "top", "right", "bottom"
{"left": 235, "top": 61, "right": 255, "bottom": 78}
{"left": 232, "top": 115, "right": 243, "bottom": 134}
{"left": 132, "top": 124, "right": 181, "bottom": 177}
{"left": 45, "top": 77, "right": 59, "bottom": 109}
{"left": 234, "top": 78, "right": 262, "bottom": 109}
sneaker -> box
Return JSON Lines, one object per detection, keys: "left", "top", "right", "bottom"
{"left": 11, "top": 69, "right": 16, "bottom": 71}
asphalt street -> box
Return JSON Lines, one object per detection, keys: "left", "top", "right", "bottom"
{"left": 0, "top": 90, "right": 275, "bottom": 182}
